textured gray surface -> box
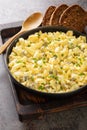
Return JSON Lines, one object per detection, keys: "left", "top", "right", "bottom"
{"left": 0, "top": 0, "right": 87, "bottom": 130}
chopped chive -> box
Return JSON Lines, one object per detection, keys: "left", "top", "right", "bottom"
{"left": 37, "top": 32, "right": 40, "bottom": 37}
{"left": 57, "top": 38, "right": 60, "bottom": 41}
{"left": 75, "top": 63, "right": 80, "bottom": 67}
{"left": 53, "top": 54, "right": 57, "bottom": 59}
{"left": 34, "top": 65, "right": 37, "bottom": 68}
{"left": 79, "top": 73, "right": 85, "bottom": 76}
{"left": 33, "top": 58, "right": 38, "bottom": 63}
{"left": 49, "top": 74, "right": 58, "bottom": 80}
{"left": 41, "top": 83, "right": 45, "bottom": 85}
{"left": 38, "top": 85, "right": 45, "bottom": 90}
{"left": 31, "top": 76, "right": 34, "bottom": 81}
{"left": 69, "top": 43, "right": 74, "bottom": 49}
{"left": 60, "top": 66, "right": 63, "bottom": 69}
{"left": 55, "top": 38, "right": 60, "bottom": 41}
{"left": 59, "top": 31, "right": 63, "bottom": 34}
{"left": 27, "top": 44, "right": 30, "bottom": 47}
{"left": 16, "top": 61, "right": 22, "bottom": 63}
{"left": 61, "top": 54, "right": 64, "bottom": 57}
{"left": 76, "top": 45, "right": 81, "bottom": 49}
{"left": 42, "top": 57, "right": 46, "bottom": 63}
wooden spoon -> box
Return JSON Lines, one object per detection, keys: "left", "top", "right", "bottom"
{"left": 0, "top": 12, "right": 43, "bottom": 54}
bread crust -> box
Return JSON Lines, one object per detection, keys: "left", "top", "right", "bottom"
{"left": 42, "top": 6, "right": 56, "bottom": 26}
{"left": 59, "top": 5, "right": 86, "bottom": 32}
{"left": 50, "top": 4, "right": 68, "bottom": 25}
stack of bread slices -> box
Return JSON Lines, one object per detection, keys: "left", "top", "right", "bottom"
{"left": 42, "top": 4, "right": 87, "bottom": 33}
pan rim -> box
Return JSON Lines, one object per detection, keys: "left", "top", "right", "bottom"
{"left": 5, "top": 26, "right": 87, "bottom": 97}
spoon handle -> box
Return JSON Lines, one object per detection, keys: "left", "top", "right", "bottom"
{"left": 0, "top": 30, "right": 25, "bottom": 54}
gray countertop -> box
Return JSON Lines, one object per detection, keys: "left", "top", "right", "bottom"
{"left": 0, "top": 0, "right": 87, "bottom": 130}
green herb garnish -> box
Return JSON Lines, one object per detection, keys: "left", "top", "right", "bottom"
{"left": 27, "top": 44, "right": 30, "bottom": 47}
{"left": 53, "top": 54, "right": 57, "bottom": 59}
{"left": 31, "top": 76, "right": 34, "bottom": 81}
{"left": 49, "top": 74, "right": 58, "bottom": 80}
{"left": 79, "top": 73, "right": 85, "bottom": 76}
{"left": 38, "top": 85, "right": 45, "bottom": 90}
{"left": 33, "top": 58, "right": 38, "bottom": 63}
{"left": 76, "top": 45, "right": 81, "bottom": 49}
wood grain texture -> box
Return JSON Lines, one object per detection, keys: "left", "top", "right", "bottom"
{"left": 1, "top": 25, "right": 87, "bottom": 122}
{"left": 59, "top": 5, "right": 86, "bottom": 32}
{"left": 0, "top": 0, "right": 87, "bottom": 130}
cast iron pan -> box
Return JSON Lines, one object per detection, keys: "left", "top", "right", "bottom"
{"left": 5, "top": 26, "right": 87, "bottom": 98}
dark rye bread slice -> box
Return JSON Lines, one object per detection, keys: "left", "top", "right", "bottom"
{"left": 50, "top": 4, "right": 68, "bottom": 25}
{"left": 42, "top": 6, "right": 56, "bottom": 26}
{"left": 84, "top": 12, "right": 87, "bottom": 26}
{"left": 59, "top": 5, "right": 86, "bottom": 32}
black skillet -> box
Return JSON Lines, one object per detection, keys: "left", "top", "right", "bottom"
{"left": 5, "top": 26, "right": 87, "bottom": 98}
